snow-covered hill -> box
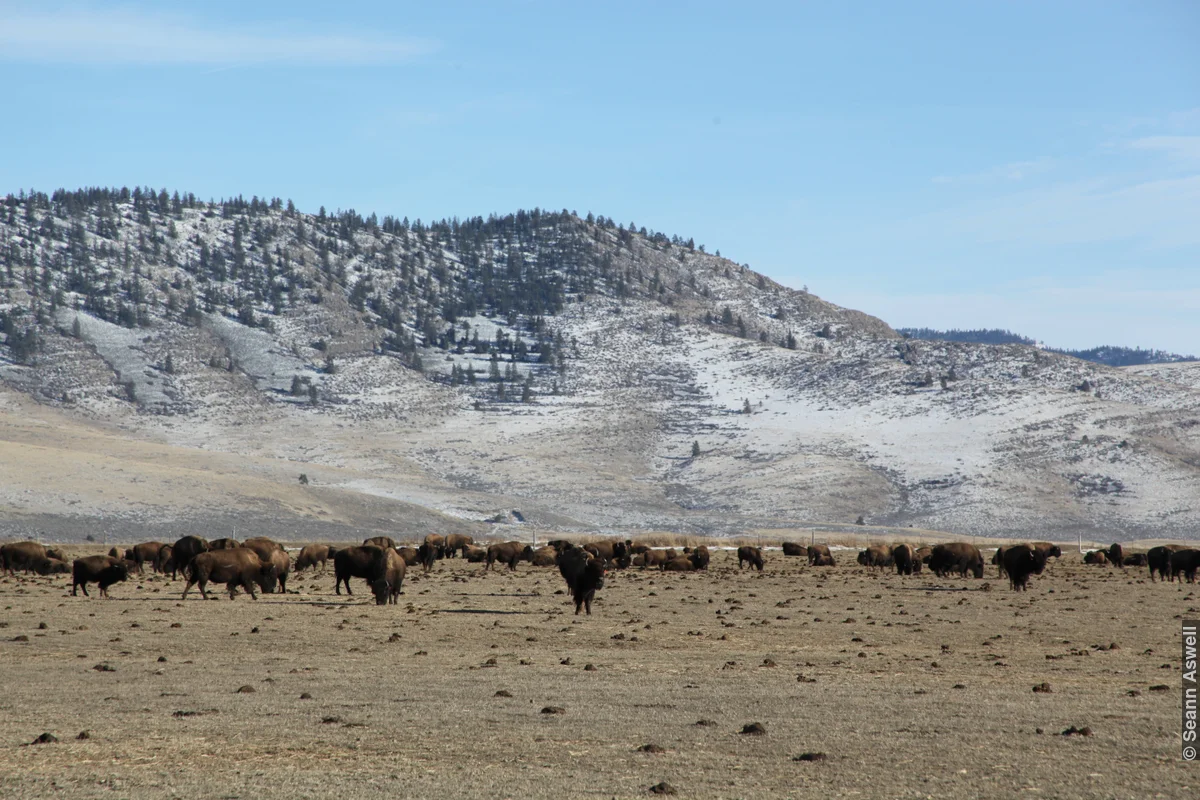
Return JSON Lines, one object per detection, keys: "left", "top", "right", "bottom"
{"left": 2, "top": 187, "right": 1198, "bottom": 540}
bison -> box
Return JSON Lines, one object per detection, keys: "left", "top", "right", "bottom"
{"left": 155, "top": 544, "right": 174, "bottom": 576}
{"left": 1123, "top": 553, "right": 1149, "bottom": 567}
{"left": 370, "top": 548, "right": 407, "bottom": 605}
{"left": 295, "top": 544, "right": 333, "bottom": 573}
{"left": 1148, "top": 545, "right": 1184, "bottom": 582}
{"left": 2, "top": 541, "right": 47, "bottom": 575}
{"left": 1107, "top": 543, "right": 1125, "bottom": 568}
{"left": 689, "top": 545, "right": 711, "bottom": 570}
{"left": 167, "top": 535, "right": 210, "bottom": 579}
{"left": 782, "top": 541, "right": 807, "bottom": 557}
{"left": 443, "top": 533, "right": 475, "bottom": 558}
{"left": 992, "top": 547, "right": 1008, "bottom": 579}
{"left": 807, "top": 544, "right": 835, "bottom": 567}
{"left": 126, "top": 541, "right": 166, "bottom": 573}
{"left": 334, "top": 546, "right": 388, "bottom": 596}
{"left": 1170, "top": 549, "right": 1200, "bottom": 583}
{"left": 423, "top": 534, "right": 447, "bottom": 559}
{"left": 1030, "top": 542, "right": 1063, "bottom": 560}
{"left": 663, "top": 557, "right": 696, "bottom": 571}
{"left": 634, "top": 550, "right": 670, "bottom": 569}
{"left": 737, "top": 546, "right": 764, "bottom": 572}
{"left": 928, "top": 543, "right": 984, "bottom": 579}
{"left": 557, "top": 545, "right": 605, "bottom": 615}
{"left": 44, "top": 547, "right": 69, "bottom": 562}
{"left": 183, "top": 549, "right": 278, "bottom": 600}
{"left": 1083, "top": 550, "right": 1108, "bottom": 565}
{"left": 529, "top": 546, "right": 558, "bottom": 567}
{"left": 583, "top": 539, "right": 631, "bottom": 564}
{"left": 486, "top": 541, "right": 532, "bottom": 571}
{"left": 364, "top": 536, "right": 396, "bottom": 550}
{"left": 1002, "top": 544, "right": 1048, "bottom": 591}
{"left": 32, "top": 557, "right": 71, "bottom": 575}
{"left": 72, "top": 555, "right": 129, "bottom": 598}
{"left": 857, "top": 545, "right": 892, "bottom": 570}
{"left": 461, "top": 546, "right": 489, "bottom": 563}
{"left": 892, "top": 544, "right": 917, "bottom": 576}
{"left": 208, "top": 538, "right": 241, "bottom": 550}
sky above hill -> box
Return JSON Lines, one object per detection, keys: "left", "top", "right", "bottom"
{"left": 0, "top": 1, "right": 1197, "bottom": 352}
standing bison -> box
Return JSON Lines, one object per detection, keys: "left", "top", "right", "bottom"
{"left": 1030, "top": 542, "right": 1062, "bottom": 560}
{"left": 208, "top": 538, "right": 241, "bottom": 550}
{"left": 807, "top": 545, "right": 835, "bottom": 567}
{"left": 126, "top": 541, "right": 166, "bottom": 573}
{"left": 992, "top": 547, "right": 1007, "bottom": 579}
{"left": 334, "top": 546, "right": 388, "bottom": 596}
{"left": 1148, "top": 545, "right": 1183, "bottom": 582}
{"left": 737, "top": 546, "right": 764, "bottom": 572}
{"left": 2, "top": 541, "right": 48, "bottom": 575}
{"left": 72, "top": 555, "right": 129, "bottom": 598}
{"left": 928, "top": 543, "right": 984, "bottom": 579}
{"left": 364, "top": 536, "right": 396, "bottom": 550}
{"left": 295, "top": 544, "right": 333, "bottom": 573}
{"left": 557, "top": 545, "right": 605, "bottom": 615}
{"left": 1107, "top": 543, "right": 1125, "bottom": 568}
{"left": 1002, "top": 544, "right": 1048, "bottom": 591}
{"left": 485, "top": 541, "right": 532, "bottom": 571}
{"left": 891, "top": 544, "right": 917, "bottom": 576}
{"left": 242, "top": 538, "right": 290, "bottom": 592}
{"left": 167, "top": 535, "right": 210, "bottom": 579}
{"left": 443, "top": 533, "right": 475, "bottom": 558}
{"left": 857, "top": 545, "right": 892, "bottom": 570}
{"left": 183, "top": 549, "right": 278, "bottom": 600}
{"left": 1170, "top": 549, "right": 1200, "bottom": 583}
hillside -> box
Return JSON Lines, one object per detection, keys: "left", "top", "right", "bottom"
{"left": 898, "top": 327, "right": 1197, "bottom": 366}
{"left": 2, "top": 187, "right": 1199, "bottom": 541}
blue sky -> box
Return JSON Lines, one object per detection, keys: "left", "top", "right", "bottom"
{"left": 1, "top": 1, "right": 1197, "bottom": 352}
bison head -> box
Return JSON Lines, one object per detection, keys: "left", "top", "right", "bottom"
{"left": 370, "top": 578, "right": 391, "bottom": 605}
{"left": 857, "top": 551, "right": 869, "bottom": 566}
{"left": 258, "top": 565, "right": 280, "bottom": 594}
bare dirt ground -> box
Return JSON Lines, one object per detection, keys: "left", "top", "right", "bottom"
{"left": 1, "top": 547, "right": 1196, "bottom": 799}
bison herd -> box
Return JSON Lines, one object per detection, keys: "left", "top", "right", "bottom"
{"left": 3, "top": 535, "right": 1200, "bottom": 612}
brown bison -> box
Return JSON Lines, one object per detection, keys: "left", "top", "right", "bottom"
{"left": 72, "top": 555, "right": 129, "bottom": 598}
{"left": 1002, "top": 544, "right": 1048, "bottom": 591}
{"left": 423, "top": 534, "right": 447, "bottom": 559}
{"left": 364, "top": 536, "right": 396, "bottom": 550}
{"left": 167, "top": 535, "right": 210, "bottom": 579}
{"left": 583, "top": 539, "right": 631, "bottom": 564}
{"left": 183, "top": 549, "right": 278, "bottom": 600}
{"left": 857, "top": 545, "right": 892, "bottom": 570}
{"left": 1083, "top": 550, "right": 1108, "bottom": 565}
{"left": 1030, "top": 542, "right": 1062, "bottom": 560}
{"left": 1123, "top": 553, "right": 1149, "bottom": 567}
{"left": 463, "top": 545, "right": 491, "bottom": 563}
{"left": 334, "top": 546, "right": 388, "bottom": 596}
{"left": 914, "top": 545, "right": 933, "bottom": 564}
{"left": 32, "top": 557, "right": 71, "bottom": 575}
{"left": 737, "top": 546, "right": 764, "bottom": 572}
{"left": 1148, "top": 545, "right": 1184, "bottom": 581}
{"left": 1107, "top": 543, "right": 1125, "bottom": 568}
{"left": 1170, "top": 549, "right": 1200, "bottom": 583}
{"left": 126, "top": 541, "right": 166, "bottom": 573}
{"left": 208, "top": 538, "right": 241, "bottom": 550}
{"left": 928, "top": 543, "right": 984, "bottom": 579}
{"left": 2, "top": 541, "right": 47, "bottom": 574}
{"left": 807, "top": 544, "right": 834, "bottom": 567}
{"left": 370, "top": 548, "right": 407, "bottom": 605}
{"left": 782, "top": 541, "right": 807, "bottom": 557}
{"left": 634, "top": 550, "right": 670, "bottom": 568}
{"left": 486, "top": 541, "right": 532, "bottom": 571}
{"left": 557, "top": 545, "right": 605, "bottom": 615}
{"left": 443, "top": 533, "right": 475, "bottom": 558}
{"left": 992, "top": 547, "right": 1008, "bottom": 579}
{"left": 295, "top": 544, "right": 332, "bottom": 573}
{"left": 45, "top": 547, "right": 69, "bottom": 562}
{"left": 241, "top": 538, "right": 290, "bottom": 592}
{"left": 892, "top": 544, "right": 917, "bottom": 576}
{"left": 155, "top": 544, "right": 174, "bottom": 575}
{"left": 689, "top": 545, "right": 711, "bottom": 570}
{"left": 529, "top": 546, "right": 558, "bottom": 567}
{"left": 628, "top": 542, "right": 652, "bottom": 555}
{"left": 663, "top": 556, "right": 696, "bottom": 571}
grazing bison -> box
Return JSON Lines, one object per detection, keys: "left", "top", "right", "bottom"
{"left": 557, "top": 545, "right": 605, "bottom": 615}
{"left": 1107, "top": 543, "right": 1125, "bottom": 568}
{"left": 183, "top": 549, "right": 278, "bottom": 600}
{"left": 892, "top": 544, "right": 917, "bottom": 576}
{"left": 2, "top": 541, "right": 48, "bottom": 574}
{"left": 334, "top": 546, "right": 388, "bottom": 596}
{"left": 529, "top": 546, "right": 558, "bottom": 567}
{"left": 168, "top": 536, "right": 210, "bottom": 579}
{"left": 32, "top": 557, "right": 71, "bottom": 575}
{"left": 857, "top": 545, "right": 892, "bottom": 570}
{"left": 1083, "top": 550, "right": 1108, "bottom": 565}
{"left": 1148, "top": 545, "right": 1184, "bottom": 582}
{"left": 485, "top": 541, "right": 532, "bottom": 571}
{"left": 737, "top": 546, "right": 765, "bottom": 572}
{"left": 928, "top": 543, "right": 984, "bottom": 579}
{"left": 1030, "top": 542, "right": 1062, "bottom": 560}
{"left": 689, "top": 545, "right": 711, "bottom": 570}
{"left": 1002, "top": 544, "right": 1048, "bottom": 591}
{"left": 443, "top": 533, "right": 475, "bottom": 558}
{"left": 1123, "top": 553, "right": 1149, "bottom": 567}
{"left": 1170, "top": 549, "right": 1200, "bottom": 584}
{"left": 240, "top": 538, "right": 289, "bottom": 592}
{"left": 364, "top": 536, "right": 396, "bottom": 550}
{"left": 370, "top": 548, "right": 407, "bottom": 605}
{"left": 72, "top": 556, "right": 129, "bottom": 598}
{"left": 782, "top": 541, "right": 807, "bottom": 557}
{"left": 208, "top": 538, "right": 241, "bottom": 550}
{"left": 295, "top": 544, "right": 332, "bottom": 573}
{"left": 807, "top": 545, "right": 835, "bottom": 567}
{"left": 127, "top": 541, "right": 166, "bottom": 573}
{"left": 992, "top": 547, "right": 1008, "bottom": 579}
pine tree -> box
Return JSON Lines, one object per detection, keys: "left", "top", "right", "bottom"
{"left": 691, "top": 440, "right": 701, "bottom": 457}
{"left": 164, "top": 353, "right": 175, "bottom": 374}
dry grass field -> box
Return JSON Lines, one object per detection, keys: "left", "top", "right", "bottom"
{"left": 1, "top": 545, "right": 1196, "bottom": 799}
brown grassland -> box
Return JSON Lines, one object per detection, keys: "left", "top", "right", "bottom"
{"left": 0, "top": 544, "right": 1196, "bottom": 799}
